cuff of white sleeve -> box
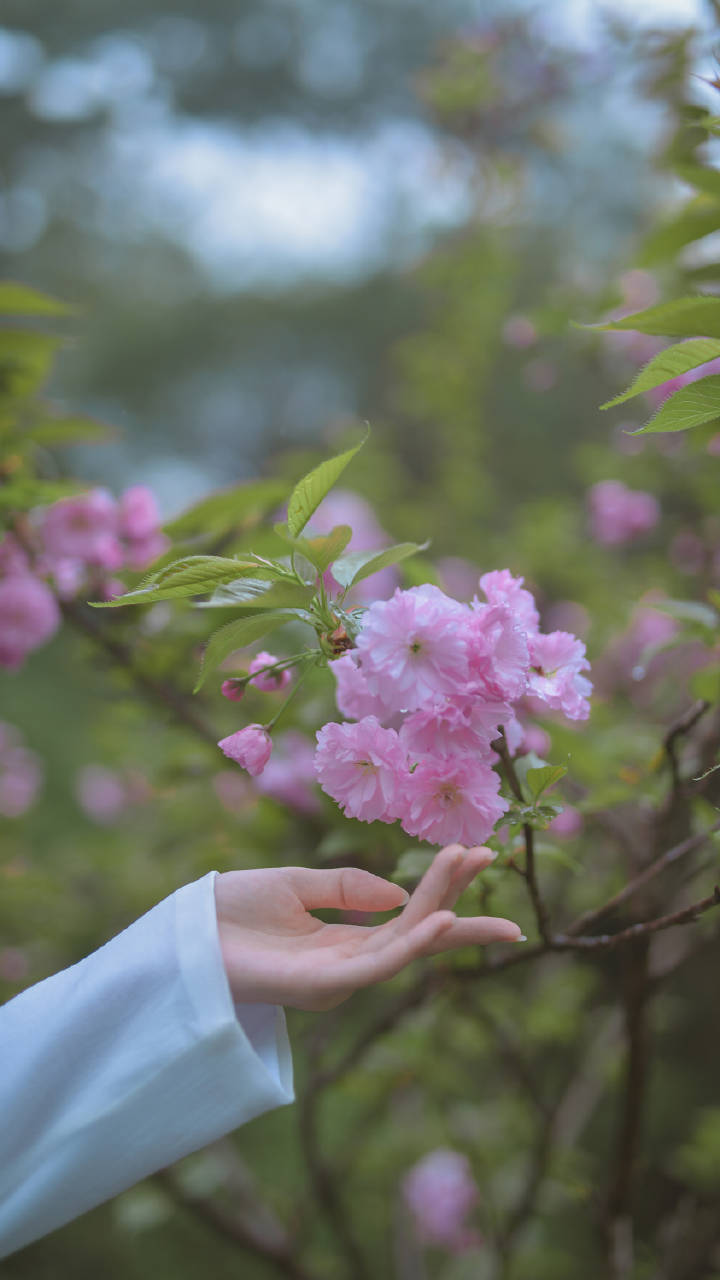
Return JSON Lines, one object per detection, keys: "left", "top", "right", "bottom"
{"left": 173, "top": 871, "right": 294, "bottom": 1107}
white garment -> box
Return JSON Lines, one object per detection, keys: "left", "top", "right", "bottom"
{"left": 0, "top": 871, "right": 294, "bottom": 1258}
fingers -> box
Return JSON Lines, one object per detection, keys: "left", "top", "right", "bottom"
{"left": 284, "top": 865, "right": 410, "bottom": 913}
{"left": 396, "top": 844, "right": 495, "bottom": 933}
{"left": 424, "top": 915, "right": 524, "bottom": 953}
{"left": 331, "top": 911, "right": 456, "bottom": 990}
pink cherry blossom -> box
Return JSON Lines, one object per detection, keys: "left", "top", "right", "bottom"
{"left": 466, "top": 603, "right": 530, "bottom": 702}
{"left": 402, "top": 1149, "right": 480, "bottom": 1251}
{"left": 0, "top": 574, "right": 60, "bottom": 669}
{"left": 587, "top": 481, "right": 659, "bottom": 546}
{"left": 41, "top": 489, "right": 123, "bottom": 567}
{"left": 400, "top": 701, "right": 495, "bottom": 760}
{"left": 218, "top": 725, "right": 272, "bottom": 776}
{"left": 248, "top": 651, "right": 292, "bottom": 693}
{"left": 517, "top": 724, "right": 552, "bottom": 757}
{"left": 355, "top": 586, "right": 470, "bottom": 715}
{"left": 527, "top": 632, "right": 592, "bottom": 721}
{"left": 401, "top": 754, "right": 507, "bottom": 847}
{"left": 255, "top": 731, "right": 320, "bottom": 814}
{"left": 118, "top": 485, "right": 162, "bottom": 540}
{"left": 314, "top": 717, "right": 407, "bottom": 823}
{"left": 221, "top": 678, "right": 246, "bottom": 702}
{"left": 331, "top": 653, "right": 388, "bottom": 721}
{"left": 479, "top": 569, "right": 540, "bottom": 633}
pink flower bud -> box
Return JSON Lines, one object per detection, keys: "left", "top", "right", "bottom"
{"left": 248, "top": 651, "right": 292, "bottom": 692}
{"left": 221, "top": 678, "right": 246, "bottom": 702}
{"left": 218, "top": 725, "right": 272, "bottom": 776}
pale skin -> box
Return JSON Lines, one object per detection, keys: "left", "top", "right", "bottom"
{"left": 214, "top": 843, "right": 524, "bottom": 1011}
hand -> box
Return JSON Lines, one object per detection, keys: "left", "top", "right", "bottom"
{"left": 214, "top": 844, "right": 523, "bottom": 1011}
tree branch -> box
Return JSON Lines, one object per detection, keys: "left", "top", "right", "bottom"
{"left": 563, "top": 821, "right": 720, "bottom": 939}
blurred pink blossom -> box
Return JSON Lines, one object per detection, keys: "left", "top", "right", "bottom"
{"left": 0, "top": 534, "right": 30, "bottom": 576}
{"left": 309, "top": 489, "right": 398, "bottom": 602}
{"left": 707, "top": 433, "right": 720, "bottom": 457}
{"left": 76, "top": 765, "right": 128, "bottom": 824}
{"left": 255, "top": 731, "right": 320, "bottom": 814}
{"left": 41, "top": 489, "right": 123, "bottom": 568}
{"left": 0, "top": 574, "right": 60, "bottom": 669}
{"left": 118, "top": 485, "right": 162, "bottom": 540}
{"left": 0, "top": 948, "right": 29, "bottom": 983}
{"left": 517, "top": 724, "right": 552, "bottom": 757}
{"left": 437, "top": 557, "right": 481, "bottom": 601}
{"left": 402, "top": 1149, "right": 481, "bottom": 1251}
{"left": 212, "top": 770, "right": 255, "bottom": 815}
{"left": 523, "top": 359, "right": 556, "bottom": 392}
{"left": 549, "top": 805, "right": 583, "bottom": 838}
{"left": 123, "top": 530, "right": 170, "bottom": 572}
{"left": 0, "top": 744, "right": 43, "bottom": 818}
{"left": 587, "top": 480, "right": 659, "bottom": 546}
{"left": 502, "top": 314, "right": 537, "bottom": 348}
{"left": 542, "top": 600, "right": 590, "bottom": 639}
{"left": 670, "top": 531, "right": 706, "bottom": 576}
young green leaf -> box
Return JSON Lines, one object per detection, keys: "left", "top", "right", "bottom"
{"left": 331, "top": 541, "right": 429, "bottom": 589}
{"left": 601, "top": 338, "right": 720, "bottom": 409}
{"left": 197, "top": 580, "right": 315, "bottom": 610}
{"left": 0, "top": 282, "right": 74, "bottom": 317}
{"left": 639, "top": 203, "right": 720, "bottom": 268}
{"left": 286, "top": 429, "right": 369, "bottom": 538}
{"left": 525, "top": 764, "right": 568, "bottom": 803}
{"left": 92, "top": 557, "right": 263, "bottom": 606}
{"left": 631, "top": 374, "right": 720, "bottom": 434}
{"left": 589, "top": 296, "right": 720, "bottom": 339}
{"left": 274, "top": 523, "right": 353, "bottom": 573}
{"left": 194, "top": 611, "right": 303, "bottom": 691}
{"left": 0, "top": 330, "right": 62, "bottom": 399}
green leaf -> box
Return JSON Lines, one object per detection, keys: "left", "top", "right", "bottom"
{"left": 526, "top": 764, "right": 568, "bottom": 803}
{"left": 601, "top": 339, "right": 720, "bottom": 409}
{"left": 197, "top": 580, "right": 315, "bottom": 610}
{"left": 631, "top": 374, "right": 720, "bottom": 434}
{"left": 708, "top": 589, "right": 720, "bottom": 612}
{"left": 274, "top": 522, "right": 353, "bottom": 574}
{"left": 195, "top": 612, "right": 303, "bottom": 691}
{"left": 0, "top": 330, "right": 62, "bottom": 399}
{"left": 690, "top": 665, "right": 720, "bottom": 702}
{"left": 286, "top": 429, "right": 369, "bottom": 538}
{"left": 652, "top": 599, "right": 719, "bottom": 629}
{"left": 589, "top": 296, "right": 720, "bottom": 339}
{"left": 93, "top": 556, "right": 263, "bottom": 606}
{"left": 0, "top": 282, "right": 74, "bottom": 316}
{"left": 164, "top": 480, "right": 287, "bottom": 541}
{"left": 332, "top": 541, "right": 429, "bottom": 590}
{"left": 639, "top": 203, "right": 720, "bottom": 267}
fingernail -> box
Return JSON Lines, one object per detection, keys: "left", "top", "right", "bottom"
{"left": 516, "top": 934, "right": 528, "bottom": 942}
{"left": 399, "top": 889, "right": 410, "bottom": 904}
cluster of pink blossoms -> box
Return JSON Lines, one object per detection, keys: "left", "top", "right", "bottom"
{"left": 0, "top": 486, "right": 167, "bottom": 671}
{"left": 0, "top": 723, "right": 43, "bottom": 819}
{"left": 313, "top": 573, "right": 591, "bottom": 847}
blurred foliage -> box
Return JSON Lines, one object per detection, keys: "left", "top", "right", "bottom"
{"left": 3, "top": 6, "right": 720, "bottom": 1280}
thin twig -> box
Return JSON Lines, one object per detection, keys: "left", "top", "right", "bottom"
{"left": 493, "top": 734, "right": 553, "bottom": 944}
{"left": 554, "top": 885, "right": 720, "bottom": 950}
{"left": 664, "top": 699, "right": 710, "bottom": 794}
{"left": 564, "top": 821, "right": 720, "bottom": 938}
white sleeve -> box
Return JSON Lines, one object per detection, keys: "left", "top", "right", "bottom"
{"left": 0, "top": 871, "right": 294, "bottom": 1259}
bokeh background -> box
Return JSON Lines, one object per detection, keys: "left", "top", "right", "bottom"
{"left": 3, "top": 2, "right": 720, "bottom": 1278}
